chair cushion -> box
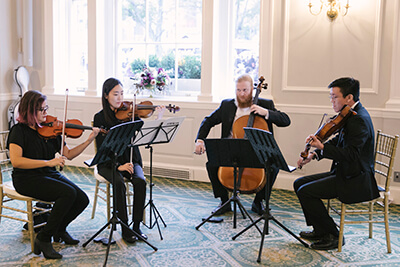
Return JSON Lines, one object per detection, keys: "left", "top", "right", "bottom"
{"left": 94, "top": 166, "right": 110, "bottom": 184}
{"left": 3, "top": 181, "right": 34, "bottom": 201}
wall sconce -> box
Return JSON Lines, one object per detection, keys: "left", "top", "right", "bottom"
{"left": 308, "top": 0, "right": 350, "bottom": 21}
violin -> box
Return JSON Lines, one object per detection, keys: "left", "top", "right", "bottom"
{"left": 115, "top": 100, "right": 180, "bottom": 121}
{"left": 38, "top": 115, "right": 107, "bottom": 139}
{"left": 217, "top": 76, "right": 269, "bottom": 194}
{"left": 300, "top": 105, "right": 357, "bottom": 160}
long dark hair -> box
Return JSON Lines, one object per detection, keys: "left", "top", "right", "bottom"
{"left": 102, "top": 77, "right": 123, "bottom": 126}
{"left": 17, "top": 90, "right": 46, "bottom": 128}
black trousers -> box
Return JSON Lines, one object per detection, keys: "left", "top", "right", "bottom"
{"left": 293, "top": 172, "right": 339, "bottom": 236}
{"left": 206, "top": 163, "right": 279, "bottom": 203}
{"left": 13, "top": 171, "right": 89, "bottom": 242}
{"left": 98, "top": 163, "right": 146, "bottom": 234}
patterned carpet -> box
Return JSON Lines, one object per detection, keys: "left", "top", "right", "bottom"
{"left": 1, "top": 166, "right": 400, "bottom": 266}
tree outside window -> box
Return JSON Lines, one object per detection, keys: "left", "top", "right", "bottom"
{"left": 117, "top": 0, "right": 202, "bottom": 96}
{"left": 233, "top": 0, "right": 260, "bottom": 85}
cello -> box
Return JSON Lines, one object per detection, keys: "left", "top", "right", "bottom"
{"left": 8, "top": 66, "right": 30, "bottom": 129}
{"left": 217, "top": 76, "right": 269, "bottom": 194}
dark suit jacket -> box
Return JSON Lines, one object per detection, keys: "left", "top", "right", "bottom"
{"left": 314, "top": 102, "right": 379, "bottom": 204}
{"left": 196, "top": 98, "right": 291, "bottom": 141}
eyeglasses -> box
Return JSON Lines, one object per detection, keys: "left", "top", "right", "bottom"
{"left": 329, "top": 95, "right": 341, "bottom": 100}
{"left": 38, "top": 105, "right": 49, "bottom": 112}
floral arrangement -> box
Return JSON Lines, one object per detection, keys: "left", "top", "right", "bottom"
{"left": 155, "top": 68, "right": 171, "bottom": 91}
{"left": 132, "top": 66, "right": 171, "bottom": 94}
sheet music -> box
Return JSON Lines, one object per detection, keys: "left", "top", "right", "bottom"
{"left": 132, "top": 116, "right": 185, "bottom": 146}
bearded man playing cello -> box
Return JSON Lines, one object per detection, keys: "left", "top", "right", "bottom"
{"left": 194, "top": 74, "right": 291, "bottom": 216}
{"left": 294, "top": 77, "right": 379, "bottom": 250}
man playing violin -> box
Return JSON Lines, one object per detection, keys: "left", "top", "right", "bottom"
{"left": 294, "top": 77, "right": 379, "bottom": 250}
{"left": 194, "top": 74, "right": 291, "bottom": 216}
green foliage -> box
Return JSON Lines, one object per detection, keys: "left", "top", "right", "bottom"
{"left": 160, "top": 53, "right": 176, "bottom": 78}
{"left": 130, "top": 59, "right": 146, "bottom": 74}
{"left": 178, "top": 55, "right": 201, "bottom": 79}
{"left": 149, "top": 55, "right": 160, "bottom": 68}
{"left": 130, "top": 54, "right": 201, "bottom": 79}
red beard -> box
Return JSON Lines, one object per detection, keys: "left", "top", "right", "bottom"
{"left": 237, "top": 94, "right": 253, "bottom": 108}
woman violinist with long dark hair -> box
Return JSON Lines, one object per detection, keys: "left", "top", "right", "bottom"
{"left": 7, "top": 90, "right": 100, "bottom": 259}
{"left": 93, "top": 78, "right": 165, "bottom": 244}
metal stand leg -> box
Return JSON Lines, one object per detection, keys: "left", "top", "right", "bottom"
{"left": 231, "top": 165, "right": 308, "bottom": 263}
{"left": 142, "top": 145, "right": 166, "bottom": 240}
{"left": 196, "top": 163, "right": 261, "bottom": 234}
{"left": 83, "top": 153, "right": 157, "bottom": 266}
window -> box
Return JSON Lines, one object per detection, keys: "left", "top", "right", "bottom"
{"left": 212, "top": 0, "right": 260, "bottom": 99}
{"left": 116, "top": 0, "right": 202, "bottom": 97}
{"left": 53, "top": 0, "right": 88, "bottom": 95}
{"left": 50, "top": 0, "right": 262, "bottom": 99}
{"left": 233, "top": 0, "right": 260, "bottom": 84}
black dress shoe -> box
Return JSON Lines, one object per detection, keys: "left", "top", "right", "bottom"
{"left": 135, "top": 229, "right": 148, "bottom": 240}
{"left": 34, "top": 237, "right": 62, "bottom": 259}
{"left": 122, "top": 234, "right": 138, "bottom": 244}
{"left": 251, "top": 201, "right": 265, "bottom": 215}
{"left": 211, "top": 202, "right": 232, "bottom": 215}
{"left": 299, "top": 230, "right": 324, "bottom": 241}
{"left": 311, "top": 234, "right": 344, "bottom": 250}
{"left": 53, "top": 231, "right": 79, "bottom": 245}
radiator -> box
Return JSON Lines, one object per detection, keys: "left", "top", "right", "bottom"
{"left": 143, "top": 165, "right": 192, "bottom": 180}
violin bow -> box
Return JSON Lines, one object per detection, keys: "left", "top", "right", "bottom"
{"left": 318, "top": 113, "right": 328, "bottom": 129}
{"left": 130, "top": 93, "right": 136, "bottom": 165}
{"left": 59, "top": 88, "right": 69, "bottom": 171}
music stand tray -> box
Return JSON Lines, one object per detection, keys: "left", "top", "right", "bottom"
{"left": 83, "top": 120, "right": 157, "bottom": 266}
{"left": 132, "top": 116, "right": 184, "bottom": 240}
{"left": 232, "top": 127, "right": 307, "bottom": 263}
{"left": 195, "top": 138, "right": 262, "bottom": 234}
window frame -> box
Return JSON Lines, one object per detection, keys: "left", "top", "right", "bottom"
{"left": 43, "top": 0, "right": 274, "bottom": 103}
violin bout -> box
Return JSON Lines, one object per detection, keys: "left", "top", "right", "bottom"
{"left": 300, "top": 105, "right": 356, "bottom": 159}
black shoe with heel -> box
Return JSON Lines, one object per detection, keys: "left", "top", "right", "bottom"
{"left": 135, "top": 229, "right": 148, "bottom": 240}
{"left": 122, "top": 233, "right": 138, "bottom": 243}
{"left": 251, "top": 200, "right": 265, "bottom": 215}
{"left": 53, "top": 231, "right": 79, "bottom": 245}
{"left": 132, "top": 222, "right": 148, "bottom": 240}
{"left": 34, "top": 237, "right": 62, "bottom": 259}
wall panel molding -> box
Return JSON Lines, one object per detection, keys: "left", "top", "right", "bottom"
{"left": 282, "top": 0, "right": 383, "bottom": 95}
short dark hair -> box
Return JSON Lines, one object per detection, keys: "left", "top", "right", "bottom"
{"left": 102, "top": 77, "right": 123, "bottom": 126}
{"left": 328, "top": 77, "right": 360, "bottom": 102}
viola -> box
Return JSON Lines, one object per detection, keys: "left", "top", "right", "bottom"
{"left": 300, "top": 105, "right": 357, "bottom": 160}
{"left": 218, "top": 76, "right": 269, "bottom": 194}
{"left": 115, "top": 101, "right": 180, "bottom": 121}
{"left": 38, "top": 115, "right": 107, "bottom": 139}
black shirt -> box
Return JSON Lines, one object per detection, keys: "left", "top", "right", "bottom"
{"left": 7, "top": 123, "right": 62, "bottom": 178}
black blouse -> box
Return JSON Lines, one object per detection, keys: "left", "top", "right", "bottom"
{"left": 7, "top": 123, "right": 62, "bottom": 178}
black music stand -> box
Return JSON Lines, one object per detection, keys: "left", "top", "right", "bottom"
{"left": 232, "top": 127, "right": 308, "bottom": 263}
{"left": 132, "top": 116, "right": 184, "bottom": 240}
{"left": 195, "top": 138, "right": 262, "bottom": 234}
{"left": 82, "top": 120, "right": 157, "bottom": 267}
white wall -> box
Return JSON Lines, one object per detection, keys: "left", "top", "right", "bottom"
{"left": 1, "top": 0, "right": 400, "bottom": 203}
